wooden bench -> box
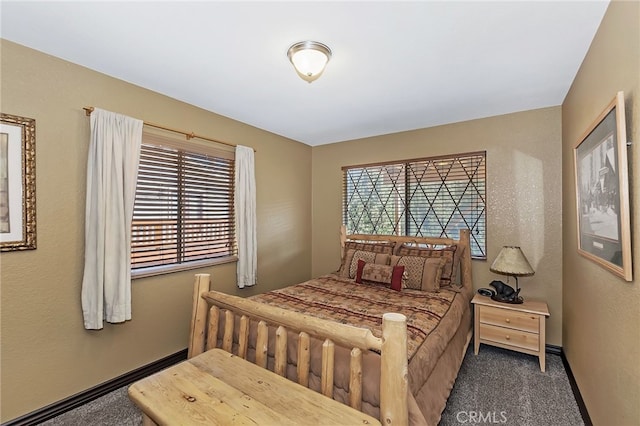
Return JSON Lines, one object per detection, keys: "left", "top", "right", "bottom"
{"left": 128, "top": 348, "right": 381, "bottom": 425}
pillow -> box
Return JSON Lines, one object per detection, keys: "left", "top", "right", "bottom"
{"left": 340, "top": 249, "right": 391, "bottom": 278}
{"left": 338, "top": 241, "right": 395, "bottom": 276}
{"left": 355, "top": 259, "right": 404, "bottom": 292}
{"left": 395, "top": 244, "right": 460, "bottom": 287}
{"left": 344, "top": 240, "right": 396, "bottom": 254}
{"left": 390, "top": 255, "right": 446, "bottom": 291}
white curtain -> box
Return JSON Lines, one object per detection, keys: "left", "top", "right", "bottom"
{"left": 81, "top": 108, "right": 143, "bottom": 330}
{"left": 235, "top": 145, "right": 257, "bottom": 288}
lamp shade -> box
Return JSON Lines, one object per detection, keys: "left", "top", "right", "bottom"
{"left": 287, "top": 41, "right": 331, "bottom": 83}
{"left": 490, "top": 246, "right": 534, "bottom": 277}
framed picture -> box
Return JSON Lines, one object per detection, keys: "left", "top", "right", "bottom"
{"left": 574, "top": 91, "right": 632, "bottom": 281}
{"left": 0, "top": 113, "right": 36, "bottom": 251}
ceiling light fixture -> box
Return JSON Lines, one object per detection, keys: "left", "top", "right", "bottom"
{"left": 287, "top": 41, "right": 332, "bottom": 83}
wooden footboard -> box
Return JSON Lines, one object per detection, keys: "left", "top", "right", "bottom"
{"left": 188, "top": 273, "right": 409, "bottom": 425}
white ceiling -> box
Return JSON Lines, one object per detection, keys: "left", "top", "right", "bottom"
{"left": 1, "top": 1, "right": 610, "bottom": 146}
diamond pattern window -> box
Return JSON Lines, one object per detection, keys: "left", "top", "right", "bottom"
{"left": 343, "top": 151, "right": 486, "bottom": 259}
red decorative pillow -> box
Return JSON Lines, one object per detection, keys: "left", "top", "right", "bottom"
{"left": 355, "top": 259, "right": 405, "bottom": 292}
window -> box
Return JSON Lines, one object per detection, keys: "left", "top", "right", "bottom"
{"left": 343, "top": 151, "right": 486, "bottom": 259}
{"left": 131, "top": 133, "right": 236, "bottom": 274}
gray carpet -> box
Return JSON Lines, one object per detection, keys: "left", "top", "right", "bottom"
{"left": 37, "top": 387, "right": 142, "bottom": 426}
{"left": 440, "top": 345, "right": 584, "bottom": 426}
{"left": 38, "top": 345, "right": 583, "bottom": 426}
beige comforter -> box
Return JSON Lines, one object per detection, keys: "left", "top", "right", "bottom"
{"left": 238, "top": 274, "right": 473, "bottom": 424}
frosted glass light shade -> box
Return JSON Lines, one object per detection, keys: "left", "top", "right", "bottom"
{"left": 287, "top": 41, "right": 331, "bottom": 83}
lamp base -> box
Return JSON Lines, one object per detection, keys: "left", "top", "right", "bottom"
{"left": 491, "top": 294, "right": 524, "bottom": 304}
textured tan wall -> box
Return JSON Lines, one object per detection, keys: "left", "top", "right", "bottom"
{"left": 561, "top": 1, "right": 640, "bottom": 424}
{"left": 311, "top": 107, "right": 563, "bottom": 346}
{"left": 0, "top": 40, "right": 312, "bottom": 422}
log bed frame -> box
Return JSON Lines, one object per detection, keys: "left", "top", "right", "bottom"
{"left": 188, "top": 229, "right": 472, "bottom": 426}
{"left": 189, "top": 276, "right": 409, "bottom": 424}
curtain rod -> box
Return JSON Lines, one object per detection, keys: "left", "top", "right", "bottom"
{"left": 83, "top": 107, "right": 254, "bottom": 151}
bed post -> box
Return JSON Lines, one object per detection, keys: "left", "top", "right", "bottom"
{"left": 380, "top": 312, "right": 408, "bottom": 425}
{"left": 459, "top": 229, "right": 473, "bottom": 289}
{"left": 188, "top": 273, "right": 211, "bottom": 359}
{"left": 340, "top": 225, "right": 347, "bottom": 259}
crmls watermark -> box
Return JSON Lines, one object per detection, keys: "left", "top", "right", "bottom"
{"left": 455, "top": 411, "right": 508, "bottom": 424}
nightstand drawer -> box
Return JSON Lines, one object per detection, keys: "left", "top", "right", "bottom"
{"left": 479, "top": 305, "right": 540, "bottom": 333}
{"left": 479, "top": 323, "right": 539, "bottom": 351}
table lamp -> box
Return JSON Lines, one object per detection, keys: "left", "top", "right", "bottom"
{"left": 489, "top": 246, "right": 535, "bottom": 303}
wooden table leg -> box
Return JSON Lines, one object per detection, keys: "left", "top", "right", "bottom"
{"left": 539, "top": 315, "right": 546, "bottom": 372}
{"left": 473, "top": 304, "right": 480, "bottom": 355}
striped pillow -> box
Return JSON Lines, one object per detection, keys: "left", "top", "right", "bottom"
{"left": 395, "top": 244, "right": 461, "bottom": 287}
{"left": 390, "top": 255, "right": 446, "bottom": 291}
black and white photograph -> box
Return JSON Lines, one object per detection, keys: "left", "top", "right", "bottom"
{"left": 574, "top": 91, "right": 632, "bottom": 281}
{"left": 578, "top": 132, "right": 618, "bottom": 241}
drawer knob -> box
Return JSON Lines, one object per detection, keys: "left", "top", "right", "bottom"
{"left": 505, "top": 335, "right": 510, "bottom": 340}
{"left": 505, "top": 318, "right": 511, "bottom": 323}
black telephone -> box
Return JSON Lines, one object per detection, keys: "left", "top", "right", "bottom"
{"left": 477, "top": 288, "right": 494, "bottom": 297}
{"left": 478, "top": 280, "right": 523, "bottom": 304}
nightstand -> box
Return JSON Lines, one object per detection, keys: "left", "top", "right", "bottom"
{"left": 471, "top": 293, "right": 550, "bottom": 371}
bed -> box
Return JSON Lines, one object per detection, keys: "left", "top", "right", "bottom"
{"left": 188, "top": 228, "right": 474, "bottom": 426}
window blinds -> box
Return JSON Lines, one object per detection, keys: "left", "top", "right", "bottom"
{"left": 131, "top": 133, "right": 236, "bottom": 270}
